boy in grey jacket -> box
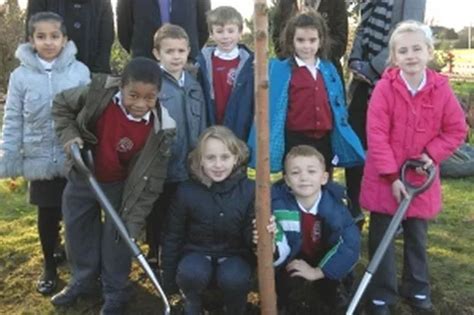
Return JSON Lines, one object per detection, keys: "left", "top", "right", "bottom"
{"left": 145, "top": 24, "right": 207, "bottom": 263}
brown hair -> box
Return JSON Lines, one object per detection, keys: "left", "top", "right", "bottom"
{"left": 284, "top": 145, "right": 326, "bottom": 172}
{"left": 280, "top": 9, "right": 331, "bottom": 59}
{"left": 188, "top": 126, "right": 249, "bottom": 186}
{"left": 153, "top": 23, "right": 190, "bottom": 51}
{"left": 206, "top": 6, "right": 243, "bottom": 32}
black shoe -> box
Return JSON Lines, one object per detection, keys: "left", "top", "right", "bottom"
{"left": 366, "top": 302, "right": 391, "bottom": 315}
{"left": 405, "top": 296, "right": 434, "bottom": 313}
{"left": 36, "top": 274, "right": 57, "bottom": 295}
{"left": 50, "top": 282, "right": 90, "bottom": 306}
{"left": 100, "top": 299, "right": 127, "bottom": 315}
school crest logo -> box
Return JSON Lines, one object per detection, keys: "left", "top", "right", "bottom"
{"left": 116, "top": 137, "right": 134, "bottom": 152}
{"left": 227, "top": 67, "right": 237, "bottom": 86}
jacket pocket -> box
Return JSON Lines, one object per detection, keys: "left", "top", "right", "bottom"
{"left": 188, "top": 90, "right": 204, "bottom": 117}
{"left": 146, "top": 176, "right": 164, "bottom": 194}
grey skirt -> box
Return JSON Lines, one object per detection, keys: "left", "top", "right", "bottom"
{"left": 29, "top": 177, "right": 67, "bottom": 208}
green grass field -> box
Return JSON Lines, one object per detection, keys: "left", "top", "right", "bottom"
{"left": 0, "top": 175, "right": 473, "bottom": 314}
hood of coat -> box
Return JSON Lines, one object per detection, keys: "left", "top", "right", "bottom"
{"left": 15, "top": 41, "right": 79, "bottom": 73}
{"left": 381, "top": 67, "right": 450, "bottom": 94}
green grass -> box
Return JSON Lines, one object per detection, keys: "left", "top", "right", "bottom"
{"left": 1, "top": 176, "right": 474, "bottom": 314}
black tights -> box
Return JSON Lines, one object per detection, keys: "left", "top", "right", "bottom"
{"left": 37, "top": 206, "right": 61, "bottom": 277}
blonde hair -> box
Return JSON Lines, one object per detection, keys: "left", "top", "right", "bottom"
{"left": 188, "top": 126, "right": 249, "bottom": 186}
{"left": 153, "top": 23, "right": 190, "bottom": 51}
{"left": 206, "top": 6, "right": 243, "bottom": 32}
{"left": 284, "top": 145, "right": 326, "bottom": 172}
{"left": 388, "top": 20, "right": 434, "bottom": 66}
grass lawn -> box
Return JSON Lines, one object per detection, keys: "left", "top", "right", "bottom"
{"left": 0, "top": 175, "right": 473, "bottom": 314}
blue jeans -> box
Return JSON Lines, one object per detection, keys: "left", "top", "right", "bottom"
{"left": 176, "top": 252, "right": 251, "bottom": 315}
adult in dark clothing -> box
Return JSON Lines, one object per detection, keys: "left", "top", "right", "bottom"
{"left": 272, "top": 0, "right": 348, "bottom": 78}
{"left": 116, "top": 0, "right": 210, "bottom": 61}
{"left": 26, "top": 0, "right": 114, "bottom": 73}
{"left": 345, "top": 0, "right": 426, "bottom": 223}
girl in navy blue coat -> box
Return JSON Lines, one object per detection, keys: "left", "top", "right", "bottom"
{"left": 161, "top": 126, "right": 255, "bottom": 315}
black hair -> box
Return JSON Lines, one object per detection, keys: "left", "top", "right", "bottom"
{"left": 27, "top": 11, "right": 67, "bottom": 37}
{"left": 121, "top": 57, "right": 162, "bottom": 90}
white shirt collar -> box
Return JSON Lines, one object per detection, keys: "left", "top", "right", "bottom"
{"left": 36, "top": 54, "right": 56, "bottom": 71}
{"left": 214, "top": 46, "right": 240, "bottom": 60}
{"left": 400, "top": 70, "right": 427, "bottom": 96}
{"left": 296, "top": 191, "right": 322, "bottom": 215}
{"left": 114, "top": 91, "right": 151, "bottom": 124}
{"left": 160, "top": 64, "right": 185, "bottom": 87}
{"left": 294, "top": 55, "right": 320, "bottom": 80}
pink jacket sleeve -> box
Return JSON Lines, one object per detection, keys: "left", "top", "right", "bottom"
{"left": 366, "top": 81, "right": 399, "bottom": 176}
{"left": 425, "top": 86, "right": 467, "bottom": 164}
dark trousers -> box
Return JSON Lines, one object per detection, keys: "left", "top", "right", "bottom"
{"left": 345, "top": 83, "right": 370, "bottom": 218}
{"left": 62, "top": 170, "right": 131, "bottom": 302}
{"left": 146, "top": 182, "right": 179, "bottom": 260}
{"left": 367, "top": 212, "right": 430, "bottom": 305}
{"left": 285, "top": 130, "right": 333, "bottom": 172}
{"left": 176, "top": 252, "right": 252, "bottom": 315}
{"left": 276, "top": 266, "right": 341, "bottom": 314}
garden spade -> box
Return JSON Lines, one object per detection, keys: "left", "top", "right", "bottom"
{"left": 346, "top": 159, "right": 436, "bottom": 315}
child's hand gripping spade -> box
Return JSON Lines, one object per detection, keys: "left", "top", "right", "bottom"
{"left": 346, "top": 159, "right": 436, "bottom": 315}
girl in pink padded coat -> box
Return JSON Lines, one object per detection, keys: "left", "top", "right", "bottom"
{"left": 359, "top": 21, "right": 467, "bottom": 315}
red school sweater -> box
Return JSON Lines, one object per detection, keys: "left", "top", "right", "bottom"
{"left": 286, "top": 66, "right": 333, "bottom": 139}
{"left": 94, "top": 101, "right": 153, "bottom": 182}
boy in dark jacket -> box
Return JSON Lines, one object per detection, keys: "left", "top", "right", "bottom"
{"left": 50, "top": 58, "right": 176, "bottom": 315}
{"left": 116, "top": 0, "right": 210, "bottom": 60}
{"left": 196, "top": 6, "right": 255, "bottom": 141}
{"left": 272, "top": 145, "right": 360, "bottom": 312}
{"left": 26, "top": 0, "right": 114, "bottom": 73}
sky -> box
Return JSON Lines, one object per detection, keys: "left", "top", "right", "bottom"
{"left": 13, "top": 0, "right": 474, "bottom": 31}
{"left": 212, "top": 0, "right": 474, "bottom": 31}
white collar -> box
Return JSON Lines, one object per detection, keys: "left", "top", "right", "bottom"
{"left": 400, "top": 70, "right": 427, "bottom": 96}
{"left": 214, "top": 46, "right": 240, "bottom": 60}
{"left": 36, "top": 54, "right": 56, "bottom": 71}
{"left": 160, "top": 64, "right": 185, "bottom": 87}
{"left": 114, "top": 91, "right": 151, "bottom": 124}
{"left": 296, "top": 191, "right": 322, "bottom": 215}
{"left": 294, "top": 55, "right": 320, "bottom": 80}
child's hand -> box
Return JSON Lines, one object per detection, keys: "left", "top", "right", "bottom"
{"left": 392, "top": 179, "right": 409, "bottom": 203}
{"left": 252, "top": 216, "right": 277, "bottom": 253}
{"left": 286, "top": 259, "right": 324, "bottom": 281}
{"left": 416, "top": 153, "right": 434, "bottom": 175}
{"left": 64, "top": 137, "right": 84, "bottom": 156}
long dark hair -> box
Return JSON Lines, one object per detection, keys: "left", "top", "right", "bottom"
{"left": 280, "top": 9, "right": 331, "bottom": 60}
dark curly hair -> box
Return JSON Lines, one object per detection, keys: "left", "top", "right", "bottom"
{"left": 280, "top": 9, "right": 331, "bottom": 60}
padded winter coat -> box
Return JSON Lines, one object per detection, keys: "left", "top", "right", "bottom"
{"left": 0, "top": 42, "right": 90, "bottom": 180}
{"left": 161, "top": 170, "right": 255, "bottom": 290}
{"left": 360, "top": 68, "right": 467, "bottom": 219}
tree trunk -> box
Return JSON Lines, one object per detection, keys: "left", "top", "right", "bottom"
{"left": 253, "top": 1, "right": 277, "bottom": 314}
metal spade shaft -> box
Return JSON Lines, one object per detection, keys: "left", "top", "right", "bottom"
{"left": 346, "top": 160, "right": 436, "bottom": 315}
{"left": 70, "top": 143, "right": 170, "bottom": 315}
